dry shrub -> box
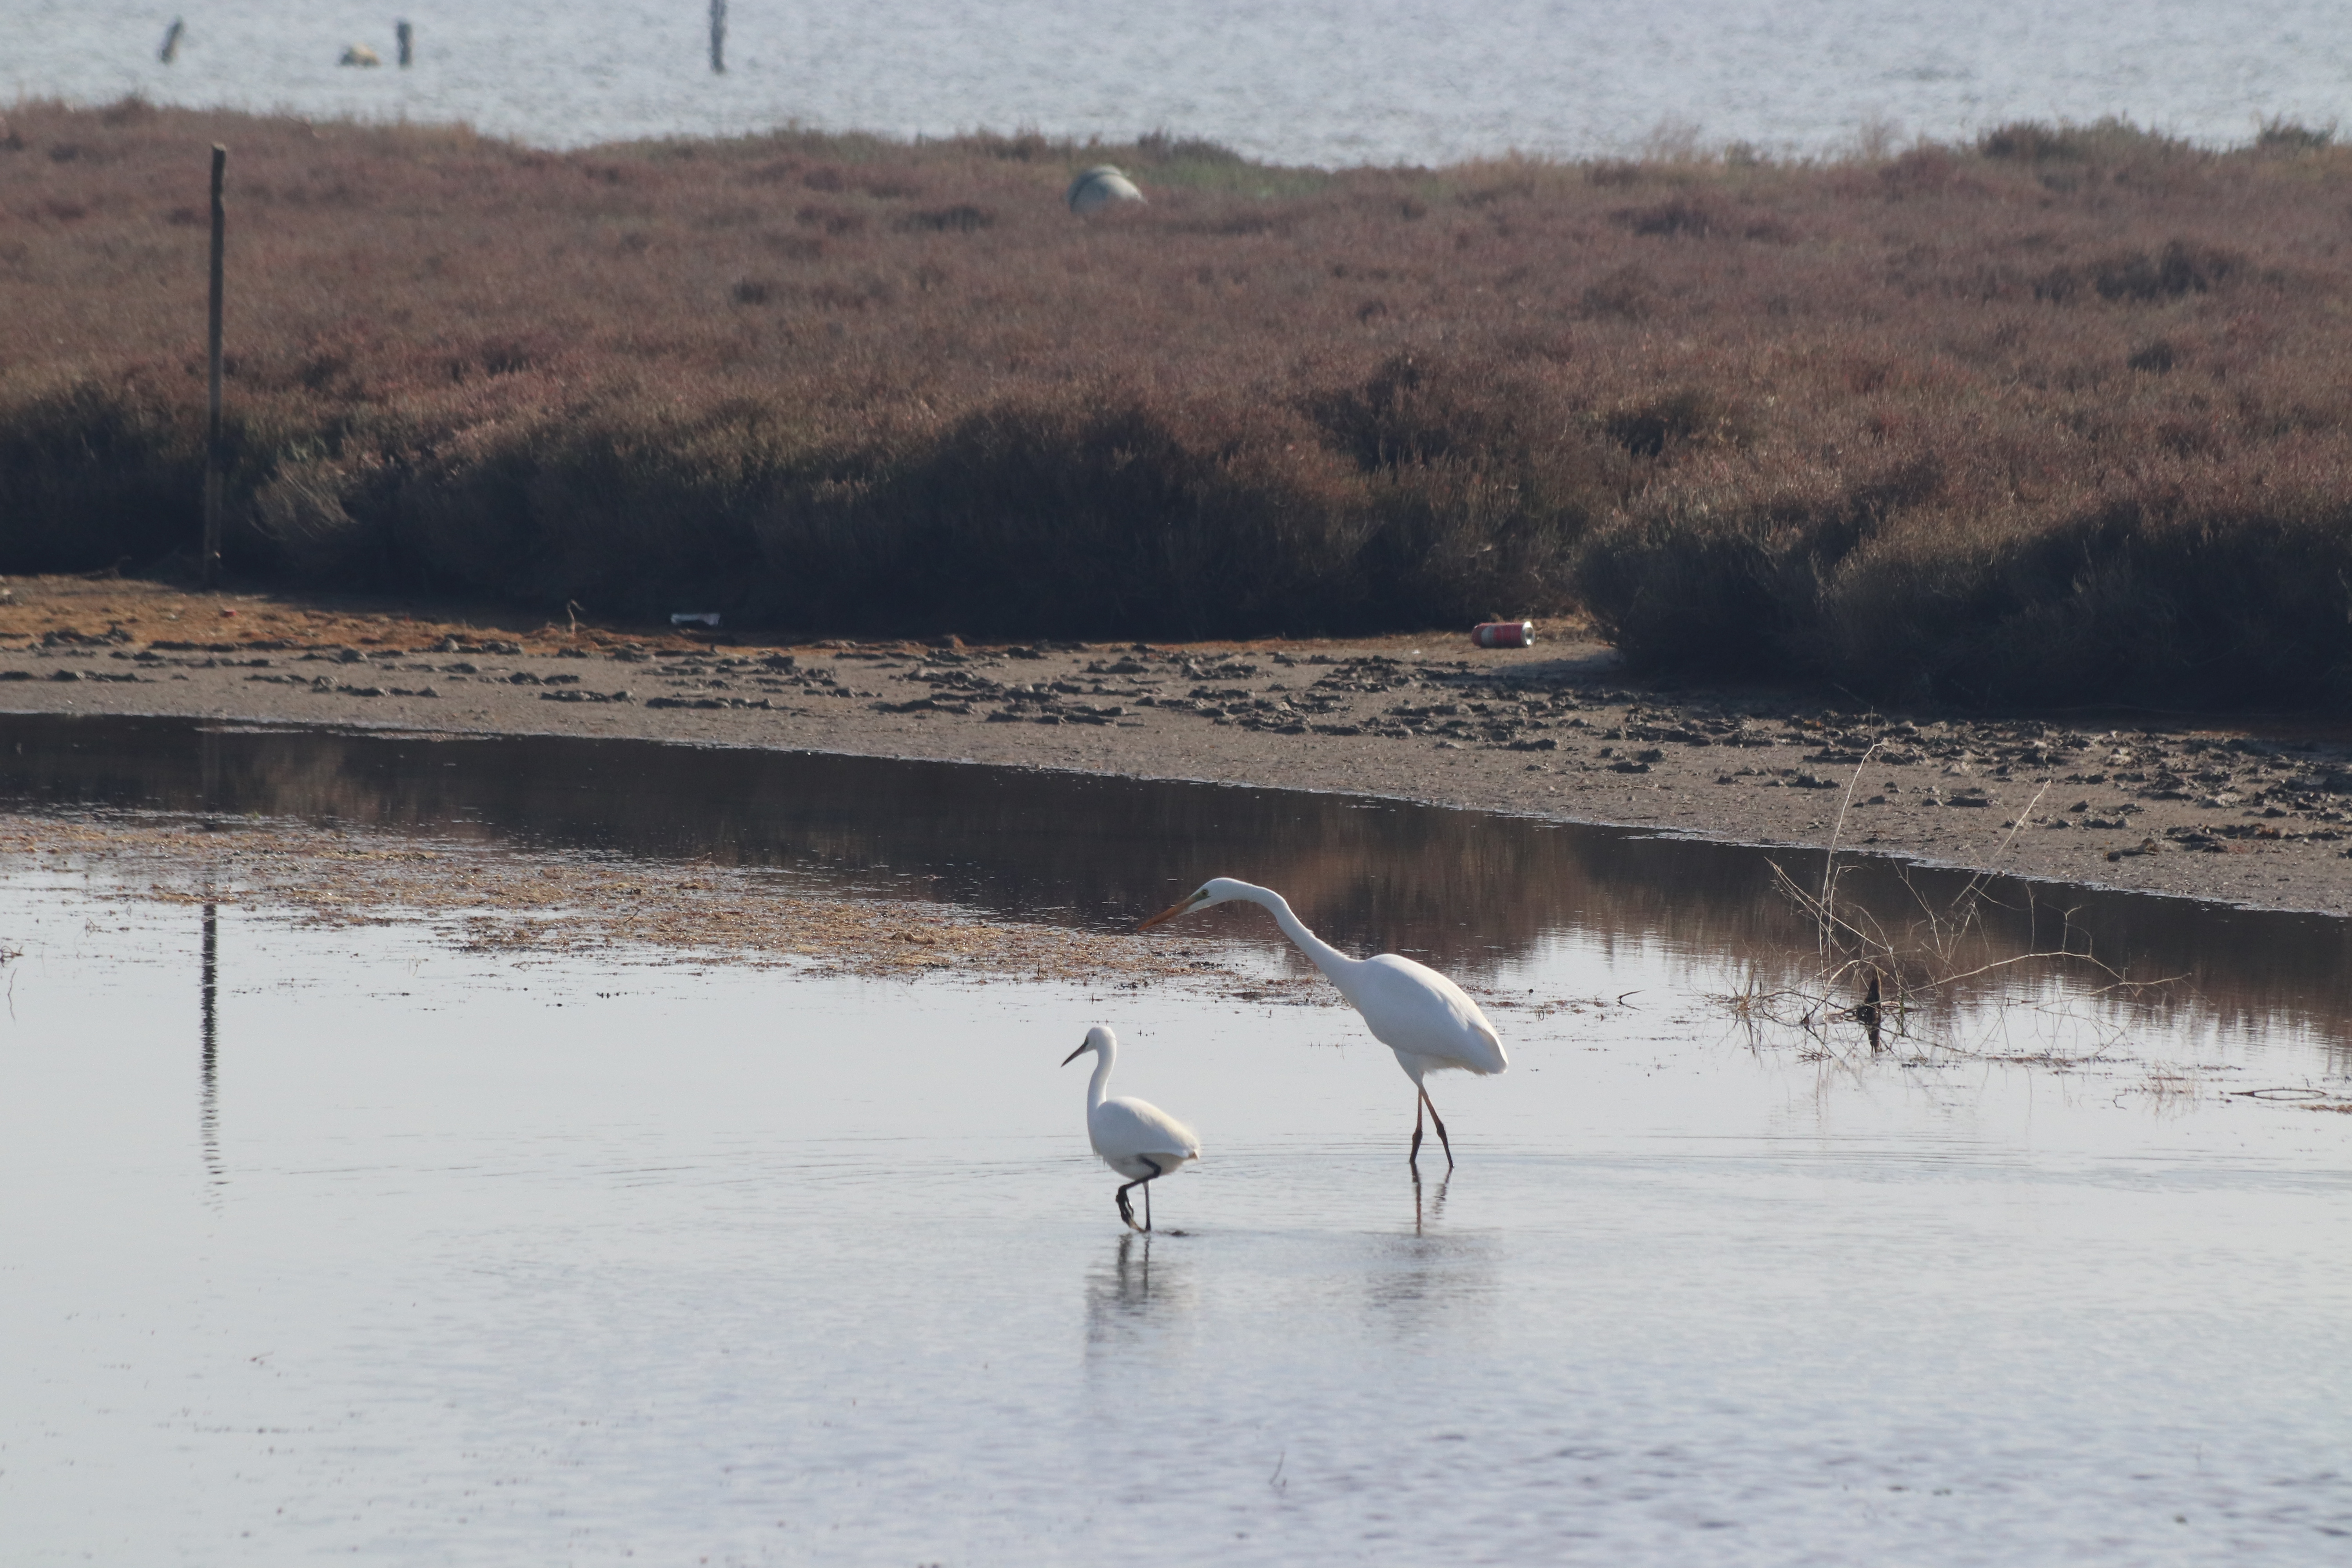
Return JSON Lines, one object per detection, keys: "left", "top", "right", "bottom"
{"left": 1614, "top": 194, "right": 1724, "bottom": 238}
{"left": 1978, "top": 117, "right": 2196, "bottom": 165}
{"left": 1575, "top": 450, "right": 1946, "bottom": 671}
{"left": 2036, "top": 239, "right": 2248, "bottom": 304}
{"left": 1600, "top": 387, "right": 1749, "bottom": 457}
{"left": 1824, "top": 475, "right": 2352, "bottom": 706}
{"left": 1583, "top": 453, "right": 2352, "bottom": 708}
{"left": 759, "top": 396, "right": 1359, "bottom": 635}
{"left": 0, "top": 381, "right": 202, "bottom": 570}
{"left": 234, "top": 378, "right": 1591, "bottom": 637}
{"left": 7, "top": 102, "right": 2352, "bottom": 694}
{"left": 2254, "top": 118, "right": 2334, "bottom": 154}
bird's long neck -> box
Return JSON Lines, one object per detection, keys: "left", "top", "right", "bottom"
{"left": 1087, "top": 1040, "right": 1115, "bottom": 1111}
{"left": 1237, "top": 882, "right": 1357, "bottom": 982}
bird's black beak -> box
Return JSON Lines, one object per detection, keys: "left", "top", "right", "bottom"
{"left": 1061, "top": 1042, "right": 1089, "bottom": 1066}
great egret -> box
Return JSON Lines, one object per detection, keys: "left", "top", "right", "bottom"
{"left": 1138, "top": 878, "right": 1505, "bottom": 1168}
{"left": 1062, "top": 1025, "right": 1200, "bottom": 1232}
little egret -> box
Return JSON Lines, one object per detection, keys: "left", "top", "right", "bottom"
{"left": 1138, "top": 878, "right": 1505, "bottom": 1168}
{"left": 1063, "top": 1025, "right": 1200, "bottom": 1231}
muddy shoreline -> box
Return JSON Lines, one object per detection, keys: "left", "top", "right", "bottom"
{"left": 0, "top": 809, "right": 1325, "bottom": 1000}
{"left": 6, "top": 574, "right": 2352, "bottom": 917}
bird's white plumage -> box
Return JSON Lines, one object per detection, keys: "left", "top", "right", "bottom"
{"left": 1088, "top": 1096, "right": 1200, "bottom": 1181}
{"left": 1064, "top": 1025, "right": 1200, "bottom": 1192}
{"left": 1142, "top": 877, "right": 1506, "bottom": 1082}
{"left": 1136, "top": 877, "right": 1504, "bottom": 1167}
{"left": 1342, "top": 953, "right": 1507, "bottom": 1080}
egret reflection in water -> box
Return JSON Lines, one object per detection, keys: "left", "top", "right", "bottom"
{"left": 1085, "top": 1232, "right": 1196, "bottom": 1357}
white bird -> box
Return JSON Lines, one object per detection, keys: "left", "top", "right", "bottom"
{"left": 1062, "top": 1025, "right": 1200, "bottom": 1231}
{"left": 1138, "top": 878, "right": 1506, "bottom": 1169}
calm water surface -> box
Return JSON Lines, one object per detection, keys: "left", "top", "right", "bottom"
{"left": 3, "top": 716, "right": 2350, "bottom": 1563}
{"left": 9, "top": 0, "right": 2351, "bottom": 163}
{"left": 9, "top": 713, "right": 2352, "bottom": 1054}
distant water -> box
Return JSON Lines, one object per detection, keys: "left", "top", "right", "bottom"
{"left": 6, "top": 0, "right": 2350, "bottom": 165}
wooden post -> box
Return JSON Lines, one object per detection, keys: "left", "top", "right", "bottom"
{"left": 202, "top": 145, "right": 225, "bottom": 588}
{"left": 160, "top": 18, "right": 185, "bottom": 64}
{"left": 396, "top": 20, "right": 413, "bottom": 67}
{"left": 708, "top": 0, "right": 726, "bottom": 73}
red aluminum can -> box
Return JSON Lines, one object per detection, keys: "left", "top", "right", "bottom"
{"left": 1471, "top": 620, "right": 1535, "bottom": 649}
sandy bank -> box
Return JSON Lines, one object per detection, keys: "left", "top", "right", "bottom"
{"left": 5, "top": 575, "right": 2351, "bottom": 917}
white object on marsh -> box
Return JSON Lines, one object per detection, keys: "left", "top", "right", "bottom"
{"left": 1061, "top": 1025, "right": 1199, "bottom": 1231}
{"left": 1066, "top": 165, "right": 1144, "bottom": 215}
{"left": 1138, "top": 877, "right": 1506, "bottom": 1169}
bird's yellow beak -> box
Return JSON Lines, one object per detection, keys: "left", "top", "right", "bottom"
{"left": 1060, "top": 1041, "right": 1089, "bottom": 1066}
{"left": 1136, "top": 891, "right": 1203, "bottom": 933}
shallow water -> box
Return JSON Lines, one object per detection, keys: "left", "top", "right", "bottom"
{"left": 11, "top": 0, "right": 2352, "bottom": 164}
{"left": 6, "top": 717, "right": 2352, "bottom": 1560}
{"left": 4, "top": 871, "right": 2349, "bottom": 1565}
{"left": 8, "top": 713, "right": 2352, "bottom": 1062}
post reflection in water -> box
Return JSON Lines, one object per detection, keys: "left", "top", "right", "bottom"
{"left": 4, "top": 711, "right": 2352, "bottom": 1063}
{"left": 198, "top": 900, "right": 221, "bottom": 1188}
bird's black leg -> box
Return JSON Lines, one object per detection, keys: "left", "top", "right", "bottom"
{"left": 1409, "top": 1092, "right": 1425, "bottom": 1168}
{"left": 1139, "top": 1156, "right": 1164, "bottom": 1232}
{"left": 1115, "top": 1157, "right": 1168, "bottom": 1233}
{"left": 1421, "top": 1087, "right": 1455, "bottom": 1171}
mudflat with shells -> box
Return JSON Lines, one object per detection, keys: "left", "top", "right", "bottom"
{"left": 6, "top": 572, "right": 2350, "bottom": 915}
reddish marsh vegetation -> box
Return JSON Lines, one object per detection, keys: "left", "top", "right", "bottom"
{"left": 4, "top": 102, "right": 2352, "bottom": 705}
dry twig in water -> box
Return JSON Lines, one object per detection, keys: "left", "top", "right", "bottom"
{"left": 1730, "top": 756, "right": 2175, "bottom": 1062}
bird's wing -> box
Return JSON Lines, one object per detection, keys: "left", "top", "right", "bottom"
{"left": 1359, "top": 954, "right": 1509, "bottom": 1073}
{"left": 1095, "top": 1096, "right": 1202, "bottom": 1160}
